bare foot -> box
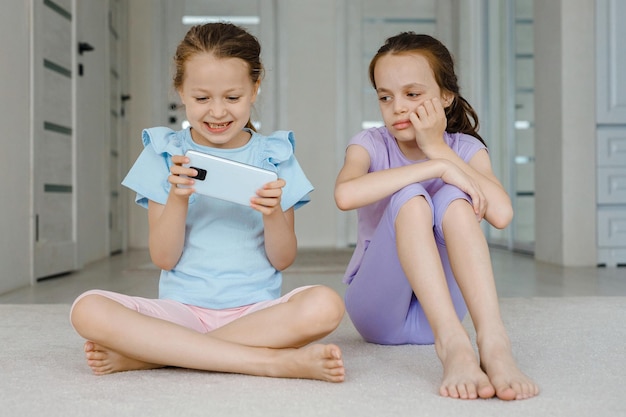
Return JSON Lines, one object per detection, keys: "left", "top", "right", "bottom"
{"left": 83, "top": 341, "right": 163, "bottom": 375}
{"left": 270, "top": 343, "right": 345, "bottom": 383}
{"left": 436, "top": 334, "right": 495, "bottom": 399}
{"left": 478, "top": 335, "right": 539, "bottom": 400}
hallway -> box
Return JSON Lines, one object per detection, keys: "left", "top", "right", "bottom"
{"left": 1, "top": 248, "right": 624, "bottom": 304}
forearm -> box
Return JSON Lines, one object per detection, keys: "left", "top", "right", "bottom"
{"left": 148, "top": 191, "right": 189, "bottom": 270}
{"left": 335, "top": 159, "right": 445, "bottom": 211}
{"left": 263, "top": 209, "right": 297, "bottom": 271}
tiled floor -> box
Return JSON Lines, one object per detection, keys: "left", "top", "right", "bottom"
{"left": 0, "top": 247, "right": 624, "bottom": 304}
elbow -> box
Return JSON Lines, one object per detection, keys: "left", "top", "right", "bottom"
{"left": 270, "top": 250, "right": 297, "bottom": 272}
{"left": 274, "top": 259, "right": 294, "bottom": 272}
{"left": 335, "top": 198, "right": 351, "bottom": 212}
{"left": 489, "top": 206, "right": 514, "bottom": 230}
{"left": 334, "top": 188, "right": 355, "bottom": 212}
{"left": 149, "top": 249, "right": 179, "bottom": 271}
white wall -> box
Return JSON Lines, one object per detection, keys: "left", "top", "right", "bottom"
{"left": 0, "top": 0, "right": 31, "bottom": 294}
{"left": 75, "top": 0, "right": 109, "bottom": 266}
{"left": 125, "top": 0, "right": 161, "bottom": 249}
{"left": 277, "top": 0, "right": 341, "bottom": 247}
{"left": 533, "top": 0, "right": 596, "bottom": 266}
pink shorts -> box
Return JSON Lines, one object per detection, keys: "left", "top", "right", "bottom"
{"left": 70, "top": 286, "right": 315, "bottom": 334}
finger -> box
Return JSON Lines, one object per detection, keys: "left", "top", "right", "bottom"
{"left": 431, "top": 97, "right": 444, "bottom": 112}
{"left": 467, "top": 189, "right": 481, "bottom": 217}
{"left": 409, "top": 112, "right": 421, "bottom": 128}
{"left": 252, "top": 197, "right": 280, "bottom": 208}
{"left": 416, "top": 103, "right": 430, "bottom": 120}
{"left": 479, "top": 195, "right": 487, "bottom": 220}
{"left": 250, "top": 200, "right": 280, "bottom": 216}
{"left": 263, "top": 178, "right": 286, "bottom": 189}
{"left": 422, "top": 99, "right": 437, "bottom": 115}
{"left": 168, "top": 173, "right": 195, "bottom": 190}
{"left": 170, "top": 165, "right": 199, "bottom": 179}
{"left": 173, "top": 186, "right": 195, "bottom": 197}
{"left": 170, "top": 155, "right": 189, "bottom": 166}
{"left": 256, "top": 188, "right": 282, "bottom": 199}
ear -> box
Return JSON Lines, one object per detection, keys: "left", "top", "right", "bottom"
{"left": 177, "top": 88, "right": 186, "bottom": 106}
{"left": 441, "top": 92, "right": 454, "bottom": 108}
{"left": 250, "top": 80, "right": 261, "bottom": 104}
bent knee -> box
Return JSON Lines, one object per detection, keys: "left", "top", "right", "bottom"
{"left": 70, "top": 293, "right": 111, "bottom": 334}
{"left": 298, "top": 286, "right": 345, "bottom": 331}
{"left": 401, "top": 195, "right": 433, "bottom": 215}
{"left": 441, "top": 198, "right": 476, "bottom": 227}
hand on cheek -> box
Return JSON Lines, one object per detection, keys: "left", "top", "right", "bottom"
{"left": 410, "top": 98, "right": 447, "bottom": 149}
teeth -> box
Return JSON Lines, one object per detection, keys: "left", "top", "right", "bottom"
{"left": 209, "top": 122, "right": 228, "bottom": 128}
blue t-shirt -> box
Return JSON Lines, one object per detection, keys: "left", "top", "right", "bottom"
{"left": 122, "top": 127, "right": 314, "bottom": 309}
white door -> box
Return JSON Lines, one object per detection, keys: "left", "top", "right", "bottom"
{"left": 32, "top": 0, "right": 77, "bottom": 279}
{"left": 108, "top": 0, "right": 127, "bottom": 254}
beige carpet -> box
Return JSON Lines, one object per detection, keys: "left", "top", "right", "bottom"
{"left": 1, "top": 297, "right": 624, "bottom": 417}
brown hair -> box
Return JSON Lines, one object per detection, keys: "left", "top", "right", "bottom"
{"left": 369, "top": 32, "right": 485, "bottom": 145}
{"left": 173, "top": 23, "right": 264, "bottom": 131}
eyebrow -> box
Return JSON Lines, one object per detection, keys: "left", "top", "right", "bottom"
{"left": 189, "top": 86, "right": 245, "bottom": 94}
{"left": 376, "top": 83, "right": 427, "bottom": 93}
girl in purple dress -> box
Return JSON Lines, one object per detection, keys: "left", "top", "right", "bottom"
{"left": 335, "top": 32, "right": 538, "bottom": 400}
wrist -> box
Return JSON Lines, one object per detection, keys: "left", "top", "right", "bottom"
{"left": 421, "top": 140, "right": 449, "bottom": 159}
{"left": 168, "top": 187, "right": 191, "bottom": 204}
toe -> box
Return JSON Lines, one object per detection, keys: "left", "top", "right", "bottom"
{"left": 495, "top": 384, "right": 517, "bottom": 401}
{"left": 477, "top": 381, "right": 495, "bottom": 399}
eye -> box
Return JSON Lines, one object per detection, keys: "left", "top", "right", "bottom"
{"left": 407, "top": 92, "right": 421, "bottom": 99}
{"left": 195, "top": 97, "right": 208, "bottom": 103}
{"left": 378, "top": 95, "right": 392, "bottom": 103}
{"left": 226, "top": 96, "right": 240, "bottom": 102}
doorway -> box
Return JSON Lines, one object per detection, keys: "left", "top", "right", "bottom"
{"left": 484, "top": 0, "right": 535, "bottom": 253}
{"left": 32, "top": 0, "right": 77, "bottom": 279}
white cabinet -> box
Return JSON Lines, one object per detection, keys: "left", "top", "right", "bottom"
{"left": 597, "top": 129, "right": 626, "bottom": 266}
{"left": 596, "top": 0, "right": 626, "bottom": 266}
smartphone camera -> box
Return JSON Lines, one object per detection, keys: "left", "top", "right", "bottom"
{"left": 190, "top": 167, "right": 207, "bottom": 181}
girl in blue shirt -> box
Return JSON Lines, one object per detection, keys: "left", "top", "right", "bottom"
{"left": 70, "top": 22, "right": 345, "bottom": 382}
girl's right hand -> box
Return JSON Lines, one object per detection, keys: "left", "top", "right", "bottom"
{"left": 169, "top": 155, "right": 196, "bottom": 197}
{"left": 438, "top": 159, "right": 486, "bottom": 221}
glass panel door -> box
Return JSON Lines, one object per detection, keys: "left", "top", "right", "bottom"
{"left": 484, "top": 0, "right": 535, "bottom": 253}
{"left": 510, "top": 0, "right": 535, "bottom": 252}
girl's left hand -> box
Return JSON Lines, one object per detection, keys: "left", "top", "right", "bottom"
{"left": 409, "top": 97, "right": 447, "bottom": 153}
{"left": 250, "top": 178, "right": 286, "bottom": 215}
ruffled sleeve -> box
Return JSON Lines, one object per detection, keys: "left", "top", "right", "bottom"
{"left": 142, "top": 127, "right": 187, "bottom": 157}
{"left": 121, "top": 127, "right": 186, "bottom": 208}
{"left": 259, "top": 131, "right": 314, "bottom": 211}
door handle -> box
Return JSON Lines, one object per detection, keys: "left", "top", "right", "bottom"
{"left": 78, "top": 42, "right": 94, "bottom": 55}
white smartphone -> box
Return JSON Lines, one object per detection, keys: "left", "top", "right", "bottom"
{"left": 180, "top": 150, "right": 278, "bottom": 206}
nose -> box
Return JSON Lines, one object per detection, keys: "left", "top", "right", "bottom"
{"left": 208, "top": 100, "right": 227, "bottom": 117}
{"left": 393, "top": 97, "right": 408, "bottom": 114}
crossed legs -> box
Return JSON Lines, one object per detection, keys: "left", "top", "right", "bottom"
{"left": 70, "top": 285, "right": 345, "bottom": 382}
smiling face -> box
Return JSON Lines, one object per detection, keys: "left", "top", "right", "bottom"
{"left": 178, "top": 53, "right": 259, "bottom": 149}
{"left": 373, "top": 52, "right": 452, "bottom": 148}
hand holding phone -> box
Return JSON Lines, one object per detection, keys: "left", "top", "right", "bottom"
{"left": 180, "top": 150, "right": 278, "bottom": 206}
